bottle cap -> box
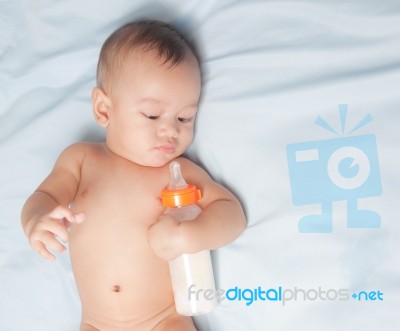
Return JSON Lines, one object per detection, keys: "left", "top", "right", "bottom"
{"left": 161, "top": 184, "right": 202, "bottom": 207}
{"left": 161, "top": 162, "right": 202, "bottom": 207}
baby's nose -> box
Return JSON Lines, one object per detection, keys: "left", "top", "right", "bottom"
{"left": 159, "top": 119, "right": 179, "bottom": 138}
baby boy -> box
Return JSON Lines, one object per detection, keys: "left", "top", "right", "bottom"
{"left": 21, "top": 20, "right": 246, "bottom": 331}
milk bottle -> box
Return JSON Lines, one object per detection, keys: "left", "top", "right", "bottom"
{"left": 161, "top": 161, "right": 218, "bottom": 316}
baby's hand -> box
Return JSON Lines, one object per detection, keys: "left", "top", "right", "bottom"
{"left": 148, "top": 214, "right": 183, "bottom": 261}
{"left": 26, "top": 206, "right": 85, "bottom": 262}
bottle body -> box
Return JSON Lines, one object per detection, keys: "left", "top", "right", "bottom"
{"left": 165, "top": 204, "right": 218, "bottom": 316}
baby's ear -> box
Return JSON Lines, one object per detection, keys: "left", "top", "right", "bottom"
{"left": 92, "top": 87, "right": 111, "bottom": 127}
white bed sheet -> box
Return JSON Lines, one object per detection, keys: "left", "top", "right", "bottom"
{"left": 1, "top": 0, "right": 400, "bottom": 330}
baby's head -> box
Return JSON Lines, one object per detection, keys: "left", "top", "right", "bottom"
{"left": 92, "top": 20, "right": 202, "bottom": 167}
{"left": 96, "top": 20, "right": 201, "bottom": 92}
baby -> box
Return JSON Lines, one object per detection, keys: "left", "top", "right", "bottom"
{"left": 21, "top": 20, "right": 246, "bottom": 331}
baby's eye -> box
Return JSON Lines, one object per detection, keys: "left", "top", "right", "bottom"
{"left": 144, "top": 114, "right": 159, "bottom": 120}
{"left": 178, "top": 117, "right": 193, "bottom": 123}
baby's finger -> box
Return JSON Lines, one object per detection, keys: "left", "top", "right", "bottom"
{"left": 49, "top": 206, "right": 84, "bottom": 224}
{"left": 44, "top": 234, "right": 67, "bottom": 253}
{"left": 74, "top": 212, "right": 85, "bottom": 224}
{"left": 31, "top": 240, "right": 56, "bottom": 262}
{"left": 47, "top": 221, "right": 70, "bottom": 243}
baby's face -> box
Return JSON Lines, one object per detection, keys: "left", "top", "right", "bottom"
{"left": 103, "top": 51, "right": 201, "bottom": 167}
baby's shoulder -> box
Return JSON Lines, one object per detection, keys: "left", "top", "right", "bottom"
{"left": 175, "top": 156, "right": 212, "bottom": 182}
{"left": 60, "top": 142, "right": 101, "bottom": 155}
{"left": 174, "top": 156, "right": 198, "bottom": 171}
{"left": 57, "top": 142, "right": 105, "bottom": 164}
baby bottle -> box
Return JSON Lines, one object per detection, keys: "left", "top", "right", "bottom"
{"left": 161, "top": 161, "right": 218, "bottom": 316}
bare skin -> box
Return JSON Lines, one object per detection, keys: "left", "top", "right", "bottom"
{"left": 21, "top": 50, "right": 246, "bottom": 330}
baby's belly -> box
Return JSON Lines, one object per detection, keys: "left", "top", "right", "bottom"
{"left": 68, "top": 217, "right": 174, "bottom": 323}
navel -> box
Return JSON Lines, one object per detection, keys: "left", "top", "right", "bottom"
{"left": 112, "top": 285, "right": 121, "bottom": 293}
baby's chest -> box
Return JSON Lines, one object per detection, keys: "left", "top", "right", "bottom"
{"left": 73, "top": 172, "right": 165, "bottom": 220}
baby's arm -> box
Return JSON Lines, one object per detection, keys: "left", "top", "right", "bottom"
{"left": 21, "top": 144, "right": 86, "bottom": 261}
{"left": 149, "top": 158, "right": 246, "bottom": 260}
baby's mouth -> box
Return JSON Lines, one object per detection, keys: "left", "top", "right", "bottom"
{"left": 156, "top": 144, "right": 177, "bottom": 154}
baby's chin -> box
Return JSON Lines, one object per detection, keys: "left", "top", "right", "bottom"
{"left": 148, "top": 158, "right": 179, "bottom": 168}
{"left": 109, "top": 146, "right": 180, "bottom": 168}
{"left": 138, "top": 154, "right": 182, "bottom": 168}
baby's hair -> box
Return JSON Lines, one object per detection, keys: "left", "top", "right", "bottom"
{"left": 96, "top": 19, "right": 200, "bottom": 91}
